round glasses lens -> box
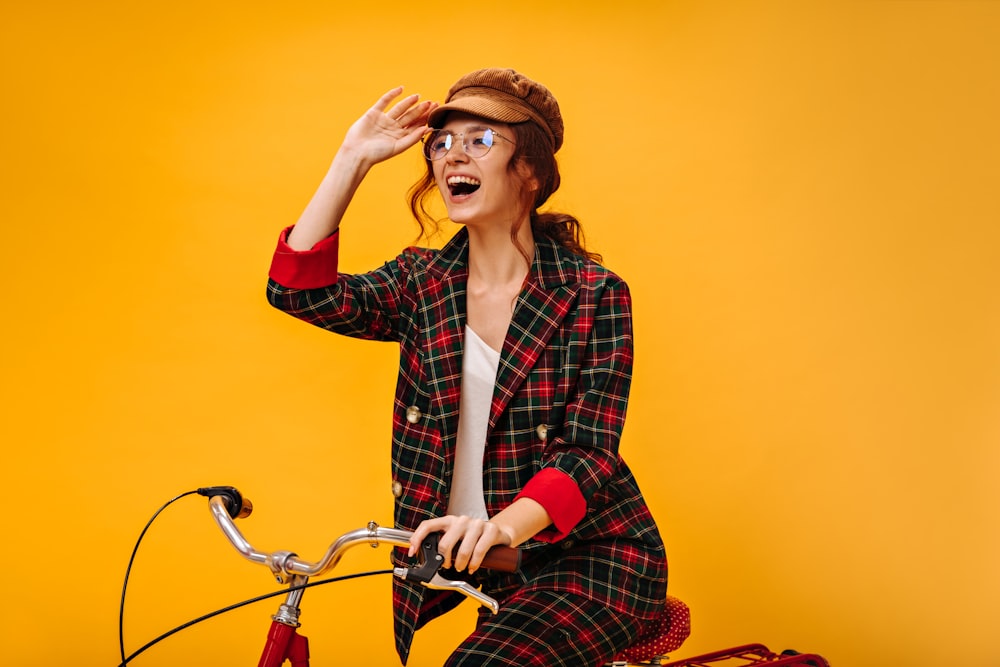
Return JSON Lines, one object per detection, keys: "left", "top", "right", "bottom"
{"left": 424, "top": 131, "right": 453, "bottom": 160}
{"left": 466, "top": 129, "right": 494, "bottom": 158}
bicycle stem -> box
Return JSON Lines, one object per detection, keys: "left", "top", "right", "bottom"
{"left": 272, "top": 576, "right": 308, "bottom": 627}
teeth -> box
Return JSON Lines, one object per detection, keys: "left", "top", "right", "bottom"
{"left": 447, "top": 175, "right": 481, "bottom": 186}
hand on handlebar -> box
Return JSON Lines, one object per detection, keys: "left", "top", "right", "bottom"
{"left": 408, "top": 515, "right": 514, "bottom": 576}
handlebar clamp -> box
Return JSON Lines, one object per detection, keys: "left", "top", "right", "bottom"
{"left": 398, "top": 533, "right": 446, "bottom": 584}
{"left": 270, "top": 551, "right": 299, "bottom": 584}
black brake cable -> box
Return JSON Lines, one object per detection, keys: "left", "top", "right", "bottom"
{"left": 119, "top": 490, "right": 199, "bottom": 667}
{"left": 118, "top": 569, "right": 393, "bottom": 666}
{"left": 118, "top": 489, "right": 392, "bottom": 666}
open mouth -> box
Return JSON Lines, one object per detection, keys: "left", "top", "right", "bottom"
{"left": 447, "top": 175, "right": 481, "bottom": 197}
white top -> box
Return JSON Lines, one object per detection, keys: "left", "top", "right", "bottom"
{"left": 446, "top": 326, "right": 501, "bottom": 520}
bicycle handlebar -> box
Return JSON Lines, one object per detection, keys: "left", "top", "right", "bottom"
{"left": 207, "top": 493, "right": 521, "bottom": 613}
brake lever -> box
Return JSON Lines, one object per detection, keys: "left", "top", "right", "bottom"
{"left": 425, "top": 573, "right": 500, "bottom": 613}
{"left": 392, "top": 533, "right": 501, "bottom": 614}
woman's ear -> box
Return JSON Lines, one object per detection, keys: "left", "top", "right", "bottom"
{"left": 516, "top": 160, "right": 540, "bottom": 192}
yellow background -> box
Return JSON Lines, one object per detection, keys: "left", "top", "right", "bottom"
{"left": 2, "top": 2, "right": 998, "bottom": 666}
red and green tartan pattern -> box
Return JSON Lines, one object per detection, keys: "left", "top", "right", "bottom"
{"left": 444, "top": 589, "right": 645, "bottom": 666}
{"left": 267, "top": 228, "right": 667, "bottom": 664}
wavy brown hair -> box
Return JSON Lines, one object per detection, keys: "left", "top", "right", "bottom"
{"left": 407, "top": 120, "right": 602, "bottom": 265}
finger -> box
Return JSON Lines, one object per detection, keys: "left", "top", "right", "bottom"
{"left": 386, "top": 93, "right": 424, "bottom": 121}
{"left": 452, "top": 521, "right": 485, "bottom": 573}
{"left": 408, "top": 517, "right": 449, "bottom": 557}
{"left": 402, "top": 125, "right": 430, "bottom": 149}
{"left": 436, "top": 517, "right": 469, "bottom": 569}
{"left": 371, "top": 86, "right": 406, "bottom": 113}
{"left": 395, "top": 100, "right": 437, "bottom": 128}
{"left": 468, "top": 522, "right": 503, "bottom": 574}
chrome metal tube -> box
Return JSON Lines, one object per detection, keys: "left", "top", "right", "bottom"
{"left": 209, "top": 502, "right": 413, "bottom": 578}
{"left": 282, "top": 525, "right": 413, "bottom": 577}
{"left": 209, "top": 496, "right": 272, "bottom": 567}
{"left": 207, "top": 499, "right": 501, "bottom": 612}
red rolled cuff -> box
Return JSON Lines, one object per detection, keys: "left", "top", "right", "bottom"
{"left": 515, "top": 468, "right": 586, "bottom": 542}
{"left": 267, "top": 226, "right": 341, "bottom": 289}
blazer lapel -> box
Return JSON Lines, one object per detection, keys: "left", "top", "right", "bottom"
{"left": 490, "top": 239, "right": 580, "bottom": 430}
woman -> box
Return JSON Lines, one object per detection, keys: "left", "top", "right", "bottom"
{"left": 267, "top": 68, "right": 667, "bottom": 666}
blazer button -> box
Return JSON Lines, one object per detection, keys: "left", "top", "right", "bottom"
{"left": 536, "top": 424, "right": 548, "bottom": 441}
{"left": 406, "top": 405, "right": 422, "bottom": 423}
{"left": 392, "top": 480, "right": 403, "bottom": 498}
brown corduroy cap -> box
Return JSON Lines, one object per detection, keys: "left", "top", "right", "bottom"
{"left": 427, "top": 68, "right": 564, "bottom": 152}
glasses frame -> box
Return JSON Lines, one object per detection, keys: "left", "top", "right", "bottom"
{"left": 421, "top": 127, "right": 515, "bottom": 161}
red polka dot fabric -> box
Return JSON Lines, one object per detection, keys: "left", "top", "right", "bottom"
{"left": 615, "top": 595, "right": 691, "bottom": 664}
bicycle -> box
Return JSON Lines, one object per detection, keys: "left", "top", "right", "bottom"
{"left": 119, "top": 487, "right": 828, "bottom": 667}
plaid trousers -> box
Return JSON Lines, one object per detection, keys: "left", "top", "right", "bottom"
{"left": 445, "top": 589, "right": 644, "bottom": 667}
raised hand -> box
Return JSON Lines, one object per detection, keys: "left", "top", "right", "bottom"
{"left": 284, "top": 86, "right": 438, "bottom": 250}
{"left": 341, "top": 87, "right": 438, "bottom": 168}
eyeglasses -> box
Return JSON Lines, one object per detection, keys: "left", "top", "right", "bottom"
{"left": 421, "top": 127, "right": 514, "bottom": 161}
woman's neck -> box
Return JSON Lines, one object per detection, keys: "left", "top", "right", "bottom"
{"left": 465, "top": 219, "right": 535, "bottom": 287}
{"left": 463, "top": 219, "right": 534, "bottom": 352}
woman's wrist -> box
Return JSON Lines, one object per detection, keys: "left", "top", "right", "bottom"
{"left": 488, "top": 497, "right": 552, "bottom": 549}
{"left": 486, "top": 519, "right": 516, "bottom": 547}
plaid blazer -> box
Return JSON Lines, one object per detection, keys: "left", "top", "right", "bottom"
{"left": 267, "top": 227, "right": 666, "bottom": 664}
